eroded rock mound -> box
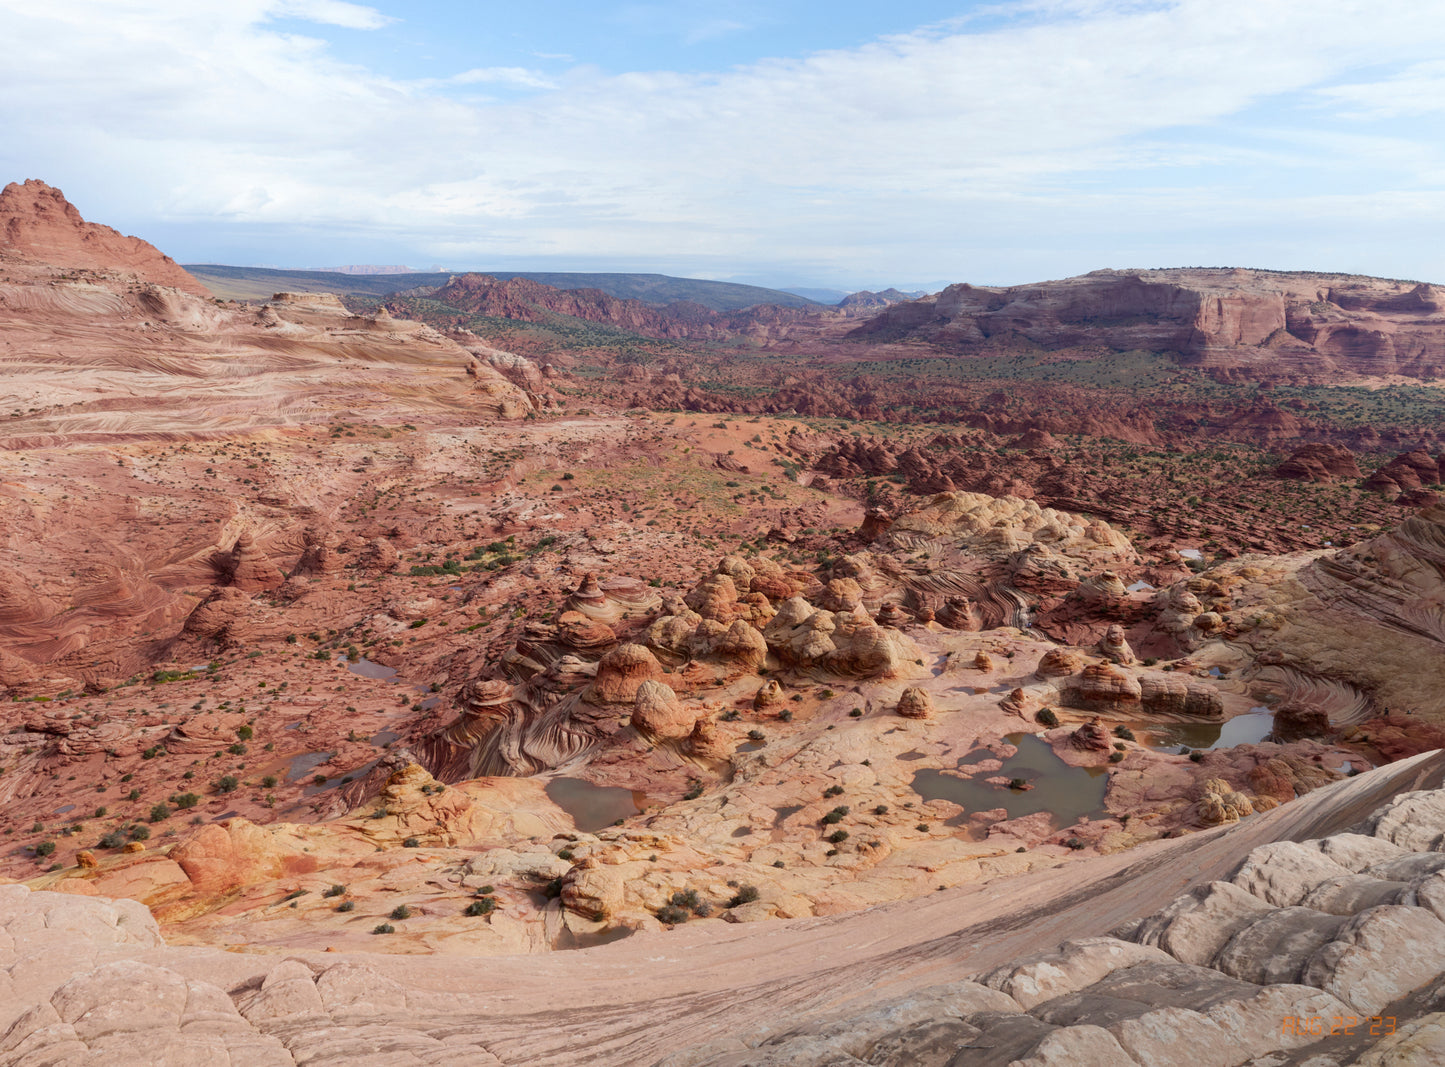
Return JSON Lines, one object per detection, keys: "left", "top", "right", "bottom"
{"left": 1275, "top": 443, "right": 1363, "bottom": 483}
{"left": 0, "top": 179, "right": 210, "bottom": 296}
{"left": 895, "top": 686, "right": 934, "bottom": 719}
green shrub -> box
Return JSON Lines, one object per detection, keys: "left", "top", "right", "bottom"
{"left": 726, "top": 885, "right": 760, "bottom": 908}
{"left": 323, "top": 884, "right": 346, "bottom": 898}
{"left": 827, "top": 829, "right": 849, "bottom": 844}
{"left": 669, "top": 888, "right": 701, "bottom": 911}
{"left": 236, "top": 725, "right": 253, "bottom": 741}
{"left": 99, "top": 831, "right": 125, "bottom": 849}
{"left": 1113, "top": 725, "right": 1136, "bottom": 741}
{"left": 337, "top": 900, "right": 355, "bottom": 912}
{"left": 465, "top": 898, "right": 495, "bottom": 916}
{"left": 128, "top": 824, "right": 150, "bottom": 841}
{"left": 213, "top": 775, "right": 239, "bottom": 793}
{"left": 372, "top": 922, "right": 394, "bottom": 934}
{"left": 390, "top": 904, "right": 412, "bottom": 920}
{"left": 148, "top": 804, "right": 171, "bottom": 823}
{"left": 402, "top": 837, "right": 420, "bottom": 848}
{"left": 170, "top": 792, "right": 200, "bottom": 809}
{"left": 1036, "top": 708, "right": 1059, "bottom": 728}
{"left": 33, "top": 840, "right": 56, "bottom": 857}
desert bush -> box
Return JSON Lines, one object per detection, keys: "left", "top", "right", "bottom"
{"left": 726, "top": 885, "right": 760, "bottom": 908}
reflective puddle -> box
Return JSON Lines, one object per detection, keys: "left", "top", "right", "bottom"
{"left": 910, "top": 734, "right": 1108, "bottom": 827}
{"left": 304, "top": 759, "right": 376, "bottom": 796}
{"left": 544, "top": 777, "right": 646, "bottom": 833}
{"left": 1134, "top": 708, "right": 1275, "bottom": 753}
{"left": 285, "top": 750, "right": 335, "bottom": 782}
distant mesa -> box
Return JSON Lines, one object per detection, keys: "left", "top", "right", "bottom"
{"left": 851, "top": 267, "right": 1445, "bottom": 379}
{"left": 307, "top": 264, "right": 423, "bottom": 275}
{"left": 0, "top": 179, "right": 210, "bottom": 297}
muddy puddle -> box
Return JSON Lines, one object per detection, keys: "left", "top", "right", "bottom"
{"left": 910, "top": 734, "right": 1108, "bottom": 828}
{"left": 1133, "top": 708, "right": 1275, "bottom": 753}
{"left": 285, "top": 750, "right": 335, "bottom": 782}
{"left": 339, "top": 656, "right": 399, "bottom": 682}
{"left": 545, "top": 777, "right": 646, "bottom": 832}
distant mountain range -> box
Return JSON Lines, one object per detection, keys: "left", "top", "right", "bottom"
{"left": 184, "top": 265, "right": 822, "bottom": 312}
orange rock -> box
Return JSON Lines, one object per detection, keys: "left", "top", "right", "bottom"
{"left": 169, "top": 818, "right": 285, "bottom": 895}
{"left": 51, "top": 879, "right": 99, "bottom": 896}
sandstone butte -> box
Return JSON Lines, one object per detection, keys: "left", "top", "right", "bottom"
{"left": 0, "top": 181, "right": 1444, "bottom": 1065}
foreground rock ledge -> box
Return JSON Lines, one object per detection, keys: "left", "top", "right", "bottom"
{"left": 2, "top": 751, "right": 1443, "bottom": 1066}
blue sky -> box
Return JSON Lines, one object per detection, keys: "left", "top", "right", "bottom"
{"left": 2, "top": 0, "right": 1444, "bottom": 291}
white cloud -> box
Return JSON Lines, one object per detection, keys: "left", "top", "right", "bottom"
{"left": 449, "top": 67, "right": 558, "bottom": 90}
{"left": 269, "top": 0, "right": 392, "bottom": 30}
{"left": 683, "top": 19, "right": 749, "bottom": 45}
{"left": 1319, "top": 60, "right": 1445, "bottom": 118}
{"left": 1, "top": 0, "right": 1443, "bottom": 282}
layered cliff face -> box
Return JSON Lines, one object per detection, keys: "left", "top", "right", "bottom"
{"left": 851, "top": 268, "right": 1445, "bottom": 379}
{"left": 0, "top": 179, "right": 210, "bottom": 297}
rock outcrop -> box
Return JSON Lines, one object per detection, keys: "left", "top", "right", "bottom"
{"left": 0, "top": 180, "right": 210, "bottom": 296}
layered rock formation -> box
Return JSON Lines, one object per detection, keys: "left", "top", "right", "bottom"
{"left": 850, "top": 267, "right": 1445, "bottom": 379}
{"left": 0, "top": 179, "right": 209, "bottom": 296}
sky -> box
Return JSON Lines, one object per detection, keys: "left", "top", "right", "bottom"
{"left": 2, "top": 0, "right": 1444, "bottom": 291}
